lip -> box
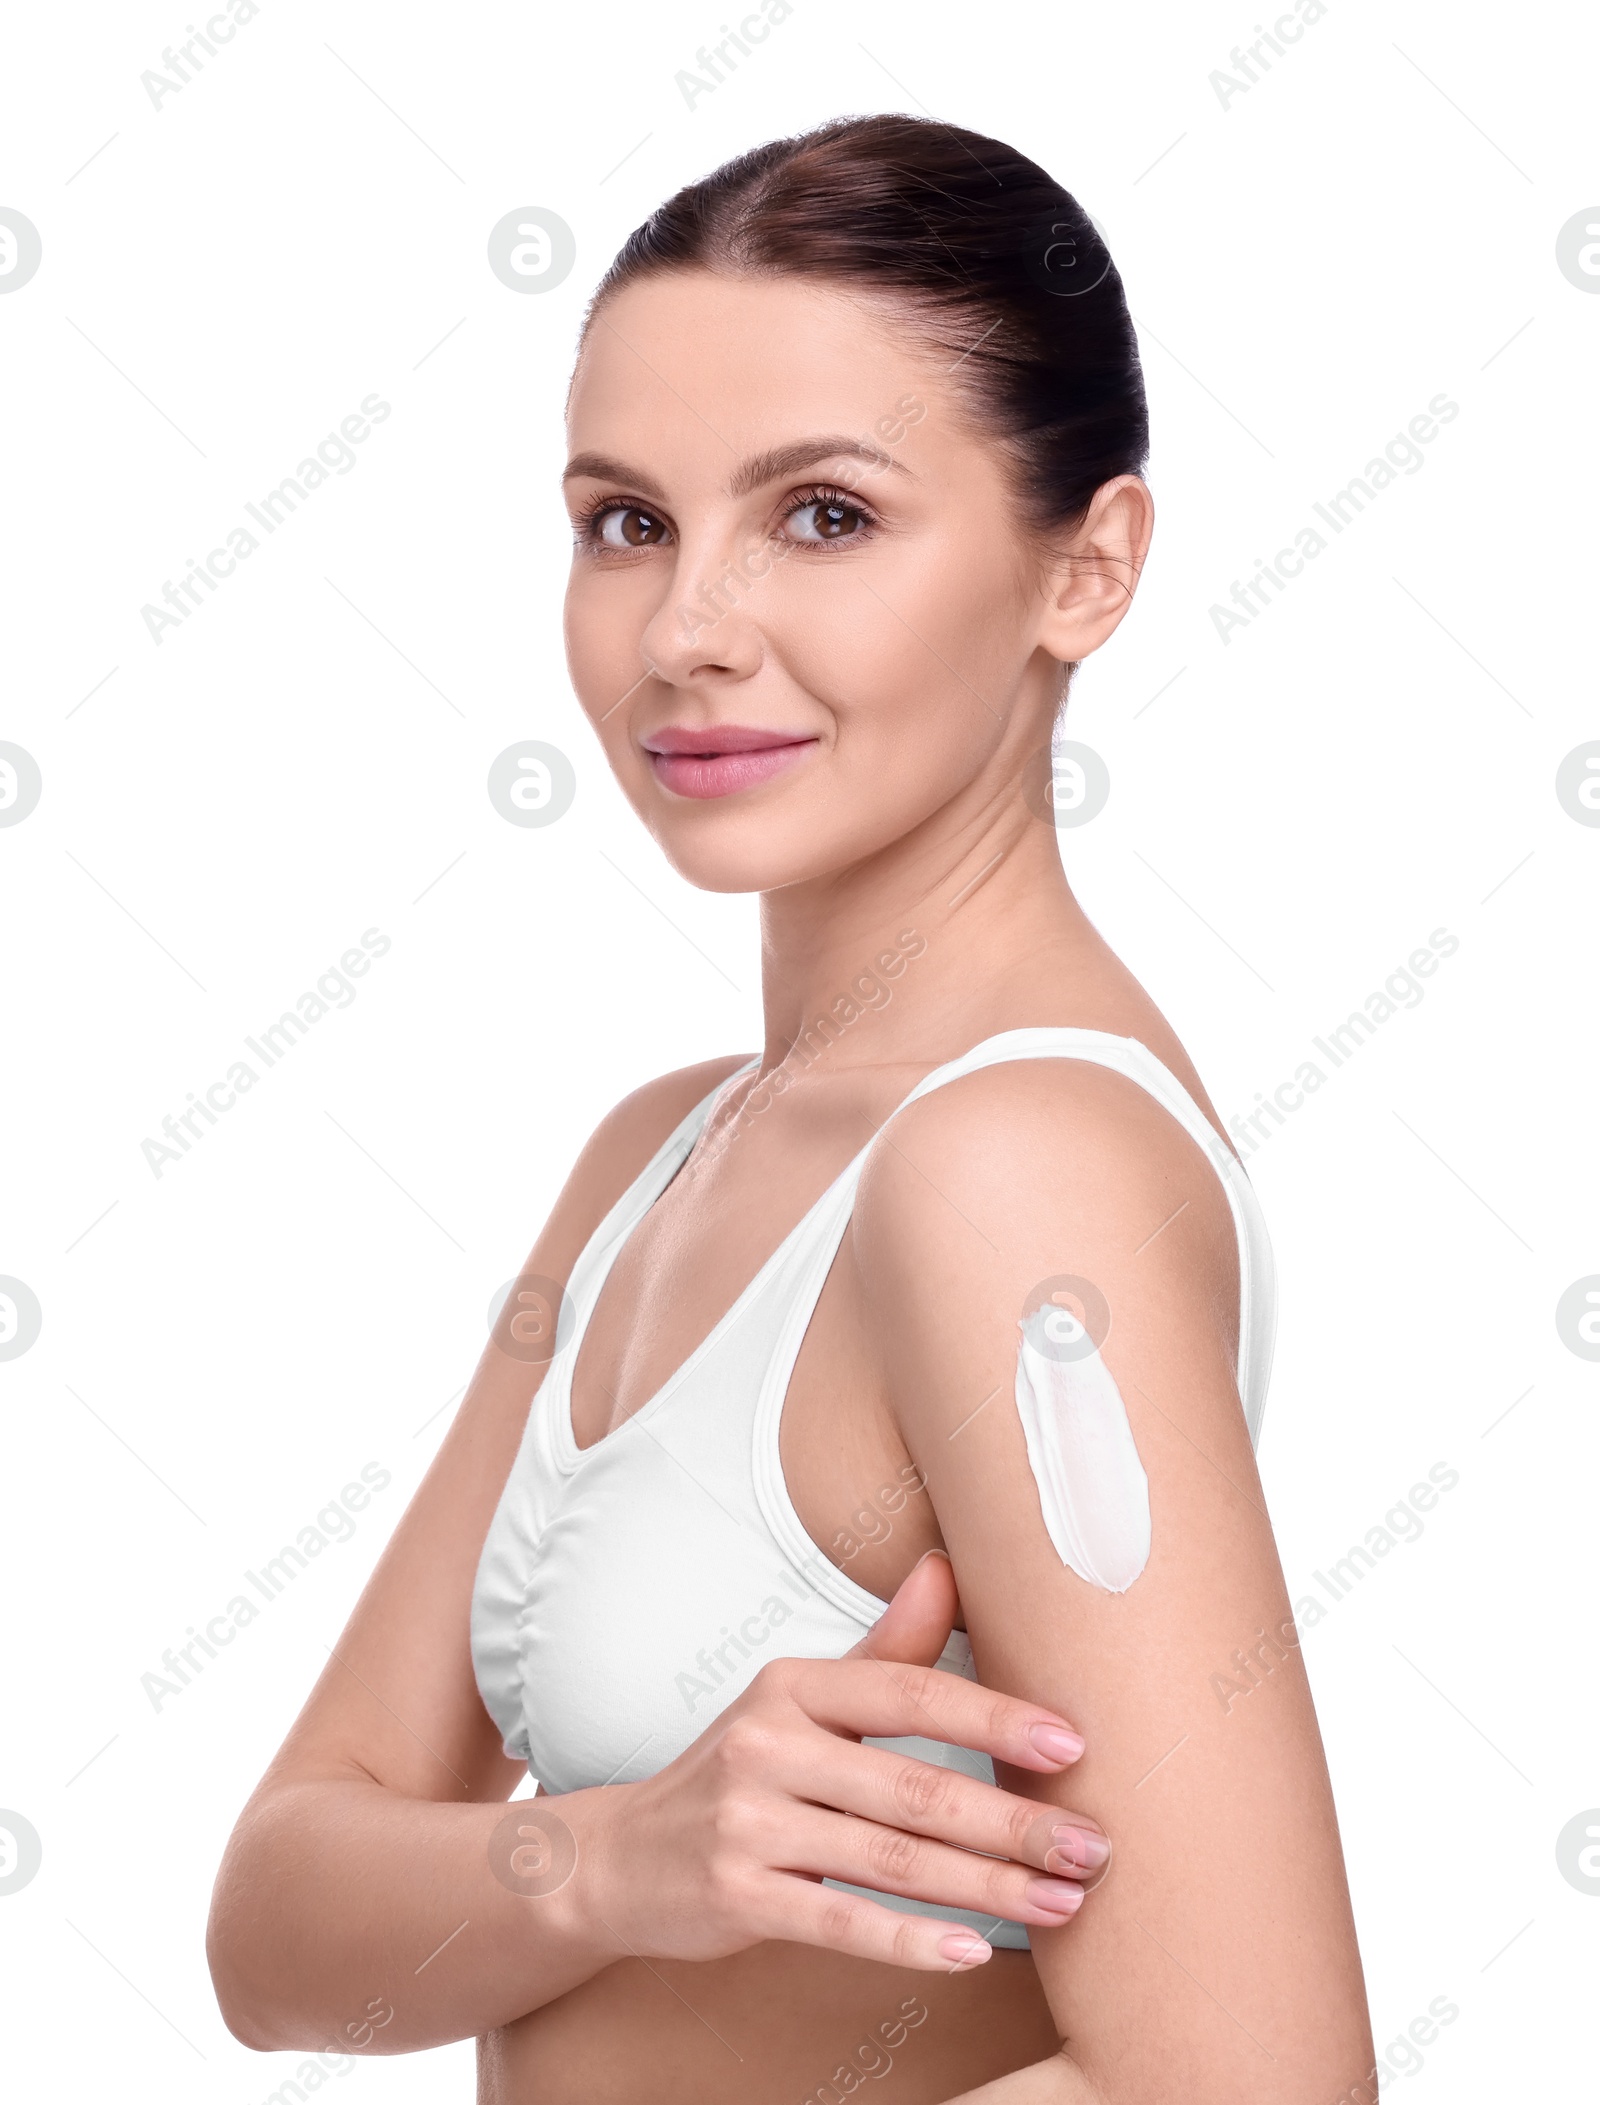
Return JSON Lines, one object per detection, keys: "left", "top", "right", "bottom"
{"left": 640, "top": 723, "right": 819, "bottom": 800}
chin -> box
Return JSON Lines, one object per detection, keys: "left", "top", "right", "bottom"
{"left": 645, "top": 819, "right": 839, "bottom": 895}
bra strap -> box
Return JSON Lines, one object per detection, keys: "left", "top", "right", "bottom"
{"left": 869, "top": 1029, "right": 1276, "bottom": 1448}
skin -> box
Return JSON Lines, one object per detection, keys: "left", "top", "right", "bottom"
{"left": 208, "top": 269, "right": 1375, "bottom": 2103}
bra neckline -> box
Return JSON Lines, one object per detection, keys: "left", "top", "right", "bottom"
{"left": 548, "top": 1057, "right": 840, "bottom": 1474}
{"left": 549, "top": 1026, "right": 1231, "bottom": 1473}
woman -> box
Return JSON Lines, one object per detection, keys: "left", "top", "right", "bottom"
{"left": 209, "top": 116, "right": 1374, "bottom": 2103}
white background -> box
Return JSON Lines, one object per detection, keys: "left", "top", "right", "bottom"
{"left": 2, "top": 0, "right": 1596, "bottom": 2097}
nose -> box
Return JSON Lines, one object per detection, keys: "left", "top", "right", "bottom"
{"left": 638, "top": 534, "right": 773, "bottom": 687}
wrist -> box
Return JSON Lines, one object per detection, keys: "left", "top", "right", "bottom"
{"left": 497, "top": 1786, "right": 628, "bottom": 1979}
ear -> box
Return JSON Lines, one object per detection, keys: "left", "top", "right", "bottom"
{"left": 1036, "top": 474, "right": 1155, "bottom": 667}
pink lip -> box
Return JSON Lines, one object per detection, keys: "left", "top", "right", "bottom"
{"left": 641, "top": 724, "right": 818, "bottom": 800}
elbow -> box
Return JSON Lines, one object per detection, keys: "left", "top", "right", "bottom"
{"left": 209, "top": 1981, "right": 277, "bottom": 2054}
{"left": 207, "top": 1928, "right": 334, "bottom": 2055}
{"left": 207, "top": 1770, "right": 398, "bottom": 2056}
{"left": 214, "top": 2000, "right": 279, "bottom": 2056}
{"left": 206, "top": 1900, "right": 287, "bottom": 2053}
{"left": 206, "top": 1833, "right": 319, "bottom": 2054}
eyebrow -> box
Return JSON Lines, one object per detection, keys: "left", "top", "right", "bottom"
{"left": 727, "top": 436, "right": 908, "bottom": 497}
{"left": 561, "top": 434, "right": 909, "bottom": 504}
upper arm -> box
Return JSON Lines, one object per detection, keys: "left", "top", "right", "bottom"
{"left": 252, "top": 1055, "right": 752, "bottom": 1810}
{"left": 854, "top": 1061, "right": 1372, "bottom": 2105}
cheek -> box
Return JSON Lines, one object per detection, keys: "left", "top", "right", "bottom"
{"left": 563, "top": 566, "right": 653, "bottom": 722}
{"left": 769, "top": 543, "right": 1021, "bottom": 766}
{"left": 564, "top": 569, "right": 697, "bottom": 825}
{"left": 784, "top": 646, "right": 1001, "bottom": 869}
{"left": 561, "top": 579, "right": 669, "bottom": 826}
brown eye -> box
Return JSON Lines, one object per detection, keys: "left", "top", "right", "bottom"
{"left": 595, "top": 505, "right": 669, "bottom": 548}
{"left": 785, "top": 498, "right": 865, "bottom": 543}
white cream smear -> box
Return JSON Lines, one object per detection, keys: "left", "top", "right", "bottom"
{"left": 1013, "top": 1306, "right": 1151, "bottom": 1591}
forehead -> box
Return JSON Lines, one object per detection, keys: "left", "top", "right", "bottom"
{"left": 567, "top": 270, "right": 953, "bottom": 469}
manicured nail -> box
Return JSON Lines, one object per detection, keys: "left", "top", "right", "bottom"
{"left": 1025, "top": 1877, "right": 1085, "bottom": 1917}
{"left": 1027, "top": 1722, "right": 1086, "bottom": 1764}
{"left": 1046, "top": 1825, "right": 1110, "bottom": 1872}
{"left": 937, "top": 1932, "right": 993, "bottom": 1967}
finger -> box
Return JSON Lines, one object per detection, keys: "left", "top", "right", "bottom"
{"left": 749, "top": 1870, "right": 999, "bottom": 1974}
{"left": 844, "top": 1546, "right": 959, "bottom": 1668}
{"left": 782, "top": 1656, "right": 1086, "bottom": 1770}
{"left": 772, "top": 1733, "right": 1109, "bottom": 1876}
{"left": 778, "top": 1801, "right": 1087, "bottom": 1929}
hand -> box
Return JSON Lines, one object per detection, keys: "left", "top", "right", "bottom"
{"left": 559, "top": 1549, "right": 1110, "bottom": 1972}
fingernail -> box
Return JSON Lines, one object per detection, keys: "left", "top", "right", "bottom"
{"left": 1047, "top": 1825, "right": 1110, "bottom": 1872}
{"left": 937, "top": 1932, "right": 993, "bottom": 1967}
{"left": 1027, "top": 1722, "right": 1086, "bottom": 1764}
{"left": 1024, "top": 1877, "right": 1085, "bottom": 1918}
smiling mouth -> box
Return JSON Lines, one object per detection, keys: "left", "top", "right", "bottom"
{"left": 640, "top": 725, "right": 819, "bottom": 800}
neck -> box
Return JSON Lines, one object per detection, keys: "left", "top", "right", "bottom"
{"left": 754, "top": 785, "right": 1099, "bottom": 1080}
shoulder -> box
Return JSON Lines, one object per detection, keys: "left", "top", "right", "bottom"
{"left": 551, "top": 1052, "right": 753, "bottom": 1229}
{"left": 851, "top": 1055, "right": 1242, "bottom": 1427}
{"left": 549, "top": 1054, "right": 753, "bottom": 1255}
{"left": 856, "top": 1053, "right": 1236, "bottom": 1278}
{"left": 580, "top": 1053, "right": 752, "bottom": 1187}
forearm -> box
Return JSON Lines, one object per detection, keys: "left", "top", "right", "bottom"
{"left": 207, "top": 1777, "right": 616, "bottom": 2054}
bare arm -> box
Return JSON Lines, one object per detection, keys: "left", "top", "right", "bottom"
{"left": 209, "top": 1049, "right": 1123, "bottom": 2060}
{"left": 218, "top": 1048, "right": 1221, "bottom": 2054}
{"left": 852, "top": 1059, "right": 1375, "bottom": 2105}
{"left": 206, "top": 1058, "right": 749, "bottom": 2054}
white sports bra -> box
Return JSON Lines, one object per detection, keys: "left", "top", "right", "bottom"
{"left": 472, "top": 1028, "right": 1276, "bottom": 1951}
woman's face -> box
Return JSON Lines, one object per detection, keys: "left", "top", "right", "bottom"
{"left": 562, "top": 269, "right": 1136, "bottom": 894}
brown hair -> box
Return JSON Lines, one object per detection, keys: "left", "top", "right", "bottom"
{"left": 585, "top": 113, "right": 1149, "bottom": 545}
